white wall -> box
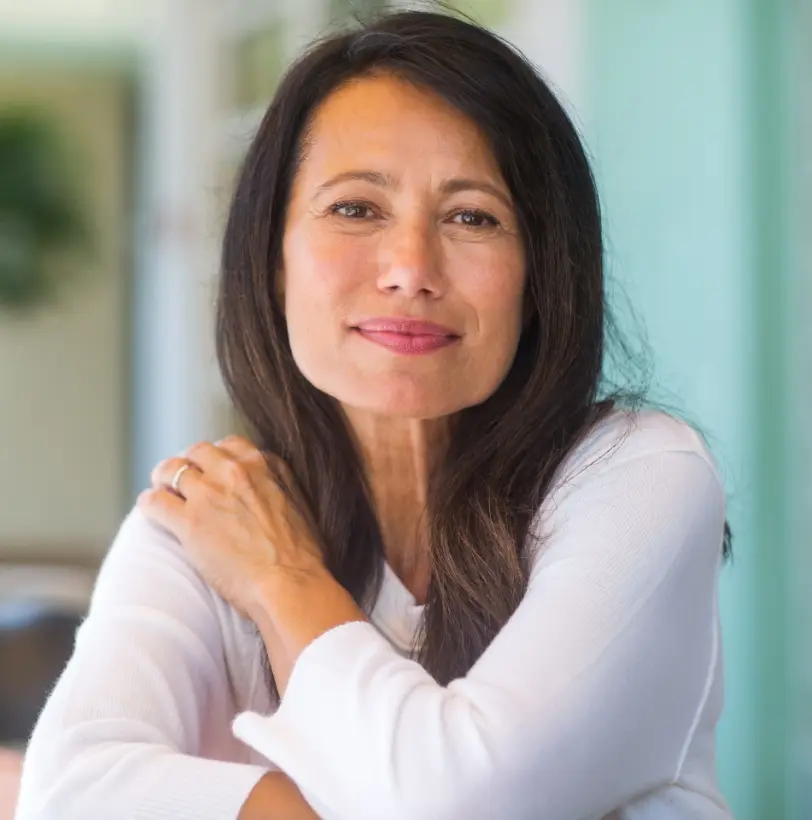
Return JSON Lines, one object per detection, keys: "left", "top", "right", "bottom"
{"left": 499, "top": 0, "right": 585, "bottom": 120}
{"left": 130, "top": 0, "right": 229, "bottom": 495}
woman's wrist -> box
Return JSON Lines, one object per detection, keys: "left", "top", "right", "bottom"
{"left": 248, "top": 567, "right": 367, "bottom": 696}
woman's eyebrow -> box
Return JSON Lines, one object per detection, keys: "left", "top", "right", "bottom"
{"left": 314, "top": 171, "right": 512, "bottom": 208}
{"left": 316, "top": 170, "right": 398, "bottom": 193}
{"left": 438, "top": 178, "right": 513, "bottom": 209}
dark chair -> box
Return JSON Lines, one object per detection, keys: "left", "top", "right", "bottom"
{"left": 0, "top": 565, "right": 93, "bottom": 745}
{"left": 0, "top": 604, "right": 83, "bottom": 743}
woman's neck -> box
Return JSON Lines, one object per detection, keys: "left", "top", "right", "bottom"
{"left": 341, "top": 406, "right": 451, "bottom": 604}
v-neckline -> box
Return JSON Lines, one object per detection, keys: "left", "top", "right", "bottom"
{"left": 368, "top": 561, "right": 425, "bottom": 655}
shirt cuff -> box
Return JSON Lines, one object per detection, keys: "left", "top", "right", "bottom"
{"left": 232, "top": 619, "right": 389, "bottom": 748}
{"left": 232, "top": 620, "right": 399, "bottom": 817}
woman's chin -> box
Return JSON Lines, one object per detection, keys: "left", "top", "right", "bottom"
{"left": 358, "top": 397, "right": 454, "bottom": 420}
{"left": 335, "top": 382, "right": 464, "bottom": 421}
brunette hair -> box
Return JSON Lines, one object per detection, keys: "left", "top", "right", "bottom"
{"left": 216, "top": 8, "right": 731, "bottom": 702}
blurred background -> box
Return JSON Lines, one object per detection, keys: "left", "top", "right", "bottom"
{"left": 0, "top": 0, "right": 807, "bottom": 818}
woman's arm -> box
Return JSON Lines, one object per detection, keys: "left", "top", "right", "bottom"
{"left": 15, "top": 508, "right": 311, "bottom": 820}
{"left": 0, "top": 748, "right": 21, "bottom": 818}
{"left": 233, "top": 445, "right": 727, "bottom": 820}
{"left": 240, "top": 772, "right": 322, "bottom": 820}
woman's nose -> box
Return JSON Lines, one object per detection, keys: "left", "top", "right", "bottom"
{"left": 375, "top": 222, "right": 445, "bottom": 299}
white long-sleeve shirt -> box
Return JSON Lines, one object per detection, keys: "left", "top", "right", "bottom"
{"left": 15, "top": 409, "right": 732, "bottom": 820}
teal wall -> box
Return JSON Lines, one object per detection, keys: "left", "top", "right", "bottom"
{"left": 583, "top": 1, "right": 792, "bottom": 817}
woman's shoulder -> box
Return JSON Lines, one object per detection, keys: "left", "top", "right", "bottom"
{"left": 552, "top": 406, "right": 722, "bottom": 493}
{"left": 90, "top": 507, "right": 270, "bottom": 712}
{"left": 528, "top": 407, "right": 728, "bottom": 570}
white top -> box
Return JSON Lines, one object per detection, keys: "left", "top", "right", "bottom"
{"left": 15, "top": 410, "right": 732, "bottom": 820}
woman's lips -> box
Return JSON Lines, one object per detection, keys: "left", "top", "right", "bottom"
{"left": 353, "top": 328, "right": 459, "bottom": 355}
{"left": 351, "top": 318, "right": 460, "bottom": 355}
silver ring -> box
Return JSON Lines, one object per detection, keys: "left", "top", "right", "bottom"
{"left": 170, "top": 463, "right": 193, "bottom": 495}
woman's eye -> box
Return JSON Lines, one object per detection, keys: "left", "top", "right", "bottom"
{"left": 330, "top": 202, "right": 373, "bottom": 219}
{"left": 450, "top": 209, "right": 500, "bottom": 228}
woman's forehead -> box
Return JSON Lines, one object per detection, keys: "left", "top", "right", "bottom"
{"left": 298, "top": 76, "right": 503, "bottom": 185}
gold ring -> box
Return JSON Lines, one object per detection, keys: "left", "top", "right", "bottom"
{"left": 170, "top": 463, "right": 193, "bottom": 495}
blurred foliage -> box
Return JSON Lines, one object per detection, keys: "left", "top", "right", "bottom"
{"left": 234, "top": 23, "right": 286, "bottom": 110}
{"left": 452, "top": 0, "right": 510, "bottom": 27}
{"left": 0, "top": 109, "right": 89, "bottom": 311}
{"left": 331, "top": 0, "right": 511, "bottom": 28}
{"left": 330, "top": 0, "right": 389, "bottom": 20}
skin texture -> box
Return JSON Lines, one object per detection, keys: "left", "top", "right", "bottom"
{"left": 0, "top": 748, "right": 22, "bottom": 818}
{"left": 281, "top": 74, "right": 525, "bottom": 595}
{"left": 138, "top": 73, "right": 526, "bottom": 820}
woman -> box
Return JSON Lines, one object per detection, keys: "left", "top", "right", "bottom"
{"left": 15, "top": 9, "right": 732, "bottom": 820}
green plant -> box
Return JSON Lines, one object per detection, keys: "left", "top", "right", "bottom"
{"left": 0, "top": 109, "right": 89, "bottom": 310}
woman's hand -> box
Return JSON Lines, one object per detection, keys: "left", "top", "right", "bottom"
{"left": 139, "top": 434, "right": 367, "bottom": 697}
{"left": 138, "top": 435, "right": 327, "bottom": 621}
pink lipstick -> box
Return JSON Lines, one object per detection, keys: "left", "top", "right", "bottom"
{"left": 352, "top": 317, "right": 460, "bottom": 355}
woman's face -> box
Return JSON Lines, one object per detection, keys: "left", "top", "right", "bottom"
{"left": 281, "top": 73, "right": 526, "bottom": 419}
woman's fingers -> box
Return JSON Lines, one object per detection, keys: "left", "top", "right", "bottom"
{"left": 137, "top": 484, "right": 186, "bottom": 529}
{"left": 150, "top": 457, "right": 203, "bottom": 497}
{"left": 148, "top": 439, "right": 260, "bottom": 508}
{"left": 214, "top": 435, "right": 262, "bottom": 462}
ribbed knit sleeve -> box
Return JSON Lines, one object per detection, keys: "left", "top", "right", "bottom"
{"left": 15, "top": 509, "right": 269, "bottom": 820}
{"left": 233, "top": 443, "right": 727, "bottom": 820}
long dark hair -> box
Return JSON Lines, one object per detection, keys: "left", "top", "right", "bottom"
{"left": 216, "top": 8, "right": 731, "bottom": 702}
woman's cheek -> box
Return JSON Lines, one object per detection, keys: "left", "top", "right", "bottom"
{"left": 309, "top": 236, "right": 374, "bottom": 291}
